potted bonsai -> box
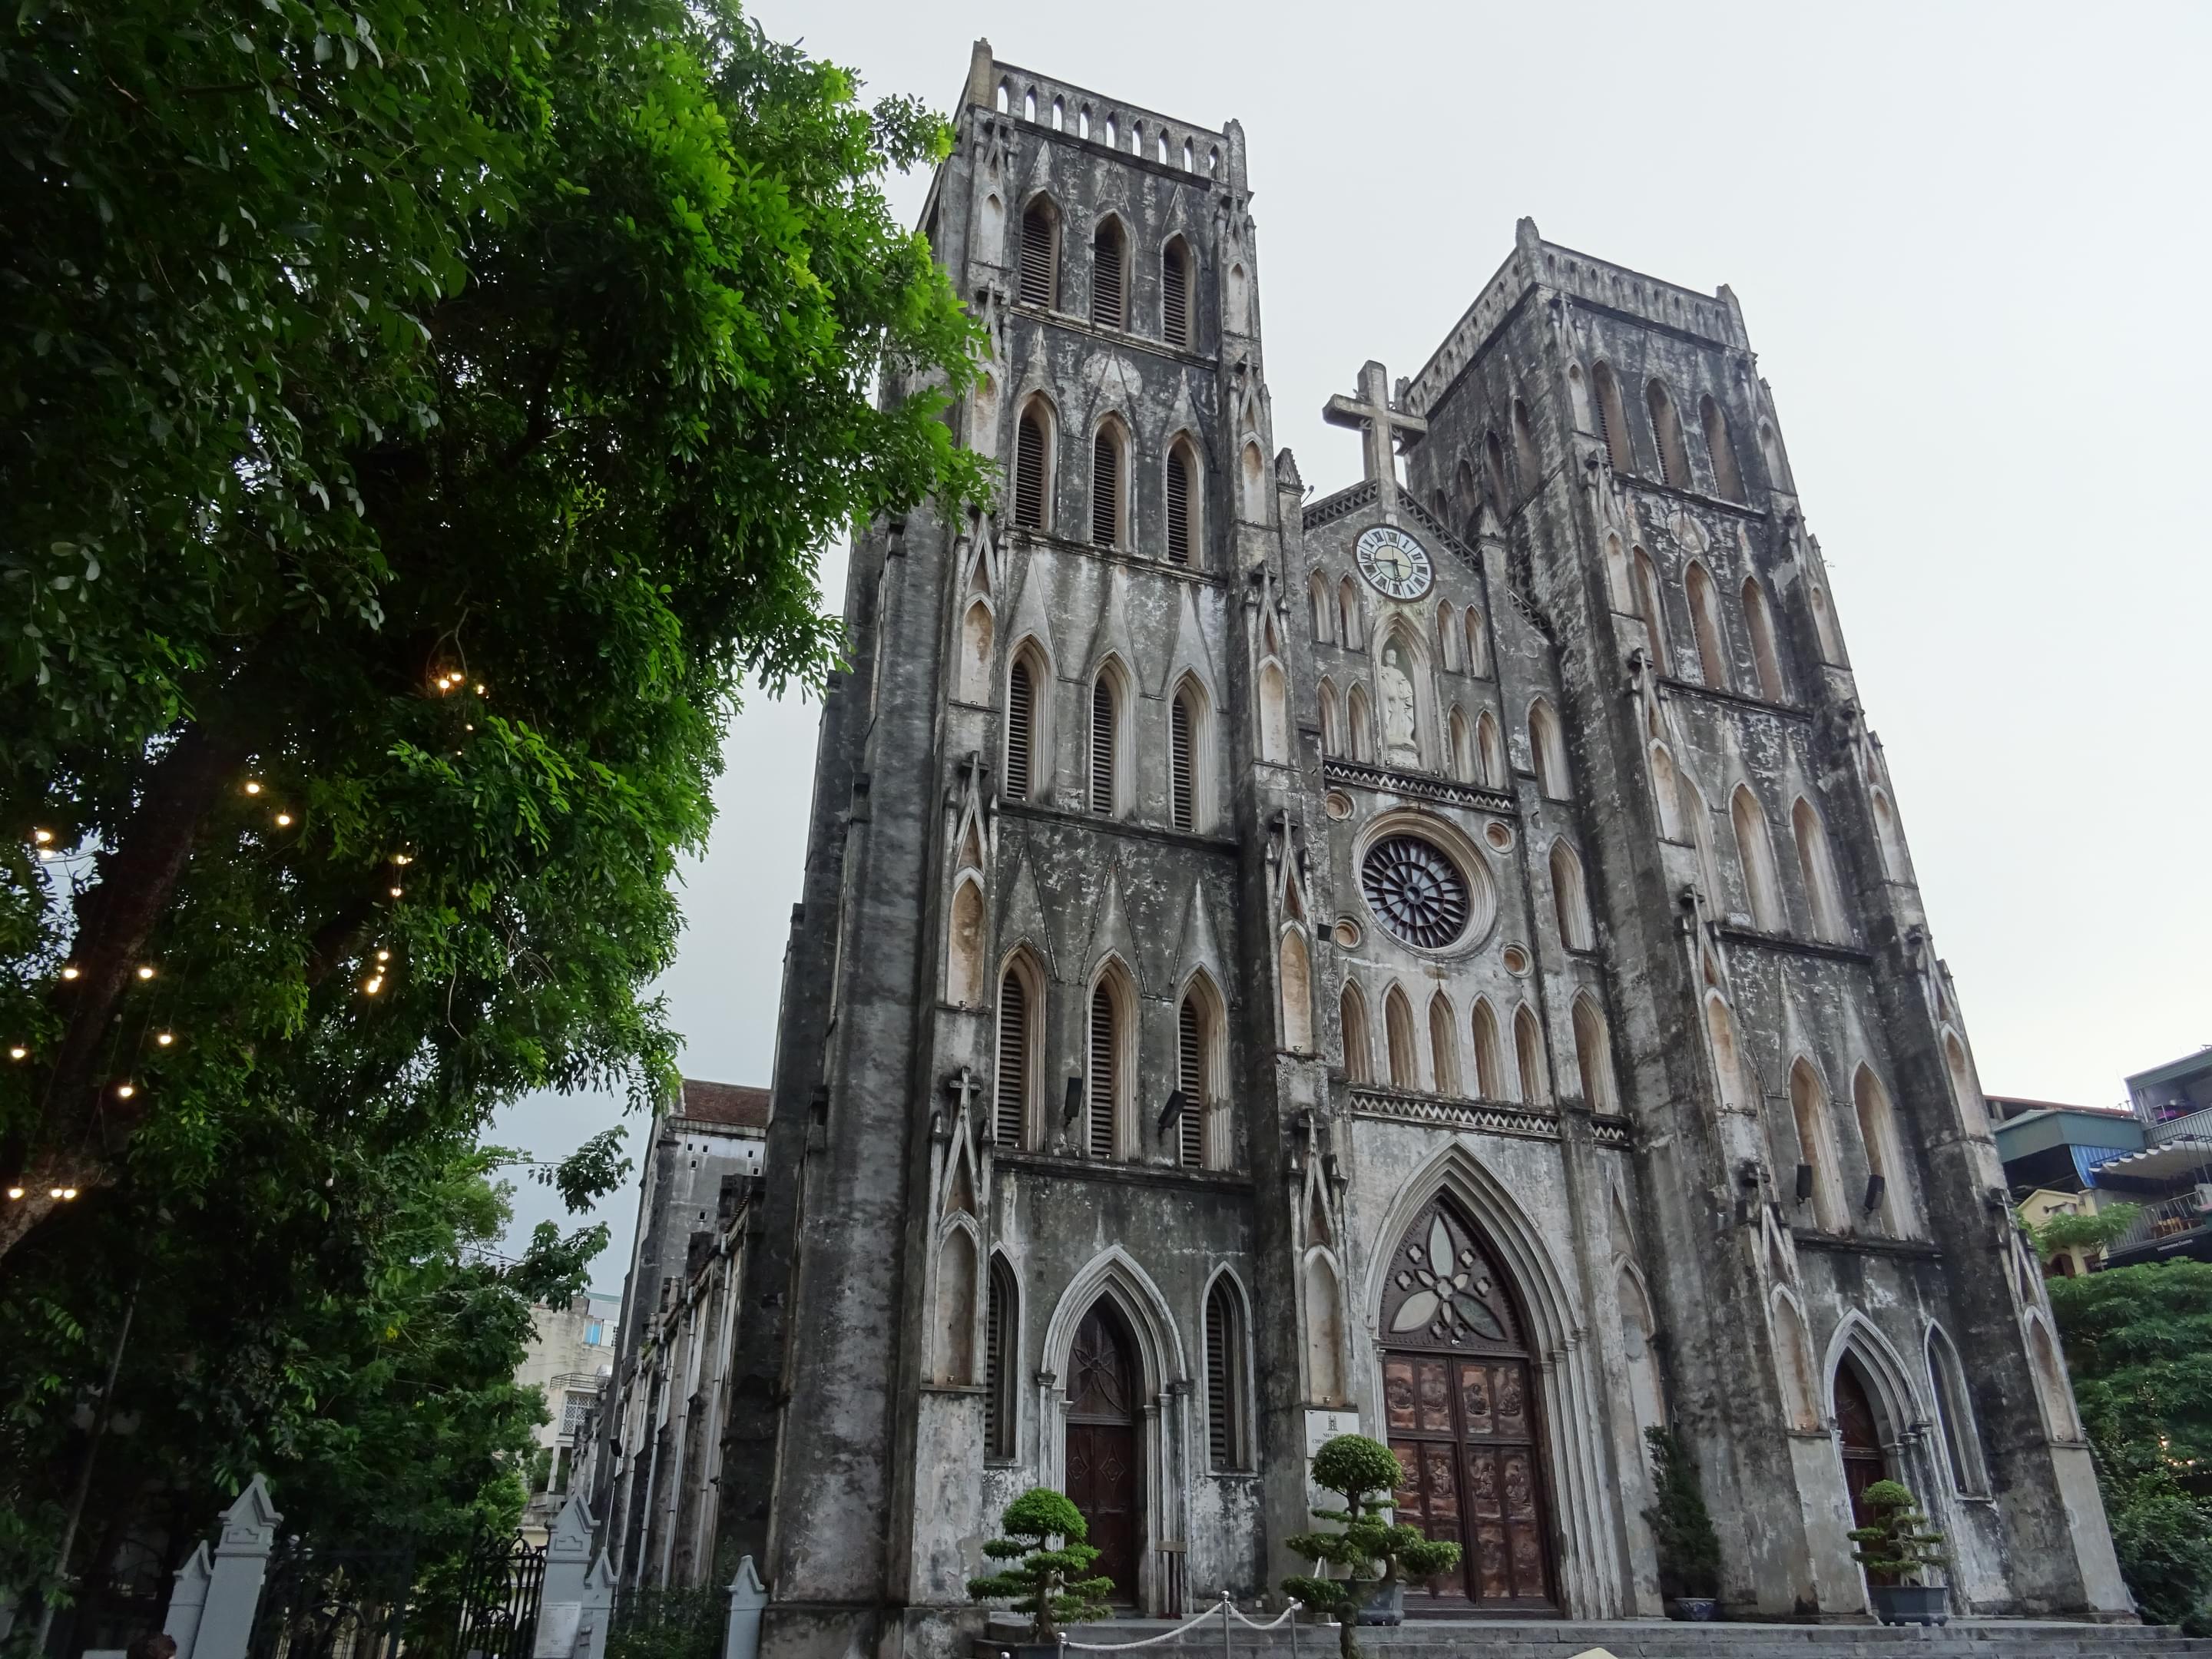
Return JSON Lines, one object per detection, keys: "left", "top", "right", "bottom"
{"left": 1849, "top": 1479, "right": 1949, "bottom": 1627}
{"left": 1283, "top": 1434, "right": 1462, "bottom": 1659}
{"left": 1641, "top": 1426, "right": 1723, "bottom": 1621}
{"left": 966, "top": 1488, "right": 1116, "bottom": 1657}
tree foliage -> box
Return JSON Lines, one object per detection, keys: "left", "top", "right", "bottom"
{"left": 2048, "top": 1260, "right": 2212, "bottom": 1631}
{"left": 2022, "top": 1202, "right": 2141, "bottom": 1261}
{"left": 965, "top": 1488, "right": 1114, "bottom": 1644}
{"left": 1639, "top": 1426, "right": 1721, "bottom": 1601}
{"left": 1283, "top": 1435, "right": 1461, "bottom": 1659}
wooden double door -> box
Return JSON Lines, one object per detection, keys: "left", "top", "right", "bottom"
{"left": 1378, "top": 1199, "right": 1558, "bottom": 1614}
{"left": 1065, "top": 1306, "right": 1142, "bottom": 1603}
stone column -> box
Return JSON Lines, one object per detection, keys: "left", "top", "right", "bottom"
{"left": 534, "top": 1492, "right": 596, "bottom": 1659}
{"left": 723, "top": 1558, "right": 767, "bottom": 1659}
{"left": 162, "top": 1543, "right": 213, "bottom": 1659}
{"left": 192, "top": 1477, "right": 281, "bottom": 1659}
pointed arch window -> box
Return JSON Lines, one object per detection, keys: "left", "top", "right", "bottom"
{"left": 1005, "top": 649, "right": 1040, "bottom": 801}
{"left": 1792, "top": 798, "right": 1847, "bottom": 942}
{"left": 1166, "top": 439, "right": 1199, "bottom": 567}
{"left": 1091, "top": 217, "right": 1127, "bottom": 330}
{"left": 1790, "top": 1058, "right": 1845, "bottom": 1233}
{"left": 1684, "top": 560, "right": 1729, "bottom": 688}
{"left": 1465, "top": 608, "right": 1489, "bottom": 677}
{"left": 1205, "top": 1278, "right": 1249, "bottom": 1469}
{"left": 1484, "top": 431, "right": 1510, "bottom": 505}
{"left": 995, "top": 956, "right": 1038, "bottom": 1149}
{"left": 1512, "top": 397, "right": 1541, "bottom": 490}
{"left": 1730, "top": 786, "right": 1786, "bottom": 932}
{"left": 1170, "top": 680, "right": 1202, "bottom": 832}
{"left": 1700, "top": 395, "right": 1747, "bottom": 502}
{"left": 1449, "top": 707, "right": 1474, "bottom": 782}
{"left": 1928, "top": 1326, "right": 1989, "bottom": 1494}
{"left": 1088, "top": 972, "right": 1131, "bottom": 1161}
{"left": 1646, "top": 379, "right": 1690, "bottom": 487}
{"left": 1515, "top": 1005, "right": 1550, "bottom": 1105}
{"left": 1014, "top": 399, "right": 1053, "bottom": 530}
{"left": 1475, "top": 710, "right": 1504, "bottom": 788}
{"left": 1550, "top": 840, "right": 1595, "bottom": 951}
{"left": 1632, "top": 548, "right": 1668, "bottom": 667}
{"left": 1017, "top": 196, "right": 1059, "bottom": 309}
{"left": 1742, "top": 578, "right": 1786, "bottom": 702}
{"left": 1471, "top": 998, "right": 1506, "bottom": 1101}
{"left": 1529, "top": 699, "right": 1570, "bottom": 799}
{"left": 1089, "top": 667, "right": 1124, "bottom": 816}
{"left": 1573, "top": 994, "right": 1618, "bottom": 1110}
{"left": 1591, "top": 362, "right": 1631, "bottom": 472}
{"left": 1346, "top": 684, "right": 1375, "bottom": 764}
{"left": 1338, "top": 578, "right": 1362, "bottom": 649}
{"left": 1435, "top": 601, "right": 1458, "bottom": 672}
{"left": 1162, "top": 237, "right": 1193, "bottom": 349}
{"left": 1340, "top": 982, "right": 1373, "bottom": 1084}
{"left": 1427, "top": 993, "right": 1461, "bottom": 1097}
{"left": 1091, "top": 420, "right": 1127, "bottom": 548}
{"left": 948, "top": 876, "right": 986, "bottom": 1005}
{"left": 1318, "top": 678, "right": 1342, "bottom": 757}
{"left": 1759, "top": 422, "right": 1791, "bottom": 492}
{"left": 1383, "top": 985, "right": 1419, "bottom": 1091}
{"left": 1310, "top": 574, "right": 1333, "bottom": 643}
{"left": 985, "top": 1253, "right": 1018, "bottom": 1456}
{"left": 1853, "top": 1065, "right": 1914, "bottom": 1236}
{"left": 1177, "top": 985, "right": 1212, "bottom": 1167}
{"left": 1871, "top": 788, "right": 1906, "bottom": 881}
{"left": 1278, "top": 928, "right": 1313, "bottom": 1056}
{"left": 1454, "top": 458, "right": 1480, "bottom": 536}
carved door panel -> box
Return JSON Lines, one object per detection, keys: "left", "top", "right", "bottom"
{"left": 1836, "top": 1362, "right": 1890, "bottom": 1571}
{"left": 1067, "top": 1306, "right": 1142, "bottom": 1604}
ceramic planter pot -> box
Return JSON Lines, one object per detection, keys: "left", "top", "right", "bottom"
{"left": 1869, "top": 1583, "right": 1948, "bottom": 1627}
{"left": 1669, "top": 1596, "right": 1719, "bottom": 1621}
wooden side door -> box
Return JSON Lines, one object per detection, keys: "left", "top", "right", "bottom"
{"left": 1066, "top": 1306, "right": 1142, "bottom": 1603}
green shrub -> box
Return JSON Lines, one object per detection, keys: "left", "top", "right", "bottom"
{"left": 1282, "top": 1435, "right": 1461, "bottom": 1659}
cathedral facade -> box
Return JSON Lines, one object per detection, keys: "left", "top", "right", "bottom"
{"left": 715, "top": 42, "right": 2129, "bottom": 1657}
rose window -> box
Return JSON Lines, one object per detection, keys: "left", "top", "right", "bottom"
{"left": 1361, "top": 835, "right": 1472, "bottom": 949}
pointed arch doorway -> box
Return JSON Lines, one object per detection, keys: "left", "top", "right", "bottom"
{"left": 1066, "top": 1303, "right": 1143, "bottom": 1603}
{"left": 1379, "top": 1197, "right": 1558, "bottom": 1614}
{"left": 1835, "top": 1358, "right": 1891, "bottom": 1532}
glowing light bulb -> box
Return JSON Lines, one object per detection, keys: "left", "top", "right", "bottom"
{"left": 136, "top": 964, "right": 155, "bottom": 980}
{"left": 475, "top": 684, "right": 487, "bottom": 696}
{"left": 245, "top": 780, "right": 263, "bottom": 795}
{"left": 38, "top": 850, "right": 56, "bottom": 862}
{"left": 60, "top": 1187, "right": 78, "bottom": 1200}
{"left": 48, "top": 1187, "right": 62, "bottom": 1200}
{"left": 31, "top": 828, "right": 52, "bottom": 844}
{"left": 8, "top": 1046, "right": 25, "bottom": 1060}
{"left": 275, "top": 813, "right": 293, "bottom": 827}
{"left": 60, "top": 965, "right": 79, "bottom": 981}
{"left": 114, "top": 1082, "right": 135, "bottom": 1099}
{"left": 389, "top": 886, "right": 403, "bottom": 899}
{"left": 392, "top": 853, "right": 412, "bottom": 866}
{"left": 376, "top": 949, "right": 390, "bottom": 962}
{"left": 156, "top": 1032, "right": 174, "bottom": 1047}
{"left": 5, "top": 1187, "right": 22, "bottom": 1201}
{"left": 364, "top": 975, "right": 384, "bottom": 995}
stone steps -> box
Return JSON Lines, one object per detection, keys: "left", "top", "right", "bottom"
{"left": 1013, "top": 1617, "right": 2212, "bottom": 1659}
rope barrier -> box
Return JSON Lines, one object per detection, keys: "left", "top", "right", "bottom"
{"left": 1226, "top": 1602, "right": 1302, "bottom": 1631}
{"left": 1031, "top": 1594, "right": 1306, "bottom": 1654}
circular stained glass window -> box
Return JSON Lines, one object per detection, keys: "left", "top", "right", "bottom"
{"left": 1361, "top": 835, "right": 1472, "bottom": 949}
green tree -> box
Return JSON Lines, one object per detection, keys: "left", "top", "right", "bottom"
{"left": 1640, "top": 1426, "right": 1722, "bottom": 1601}
{"left": 965, "top": 1488, "right": 1114, "bottom": 1644}
{"left": 1283, "top": 1435, "right": 1462, "bottom": 1659}
{"left": 2021, "top": 1202, "right": 2141, "bottom": 1263}
{"left": 1846, "top": 1479, "right": 1946, "bottom": 1583}
{"left": 2048, "top": 1260, "right": 2212, "bottom": 1630}
{"left": 0, "top": 0, "right": 986, "bottom": 1263}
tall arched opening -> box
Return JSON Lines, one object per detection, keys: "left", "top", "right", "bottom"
{"left": 1378, "top": 1196, "right": 1558, "bottom": 1614}
{"left": 1834, "top": 1355, "right": 1892, "bottom": 1534}
{"left": 1066, "top": 1301, "right": 1144, "bottom": 1603}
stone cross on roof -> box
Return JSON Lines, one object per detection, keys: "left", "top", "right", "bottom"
{"left": 1323, "top": 359, "right": 1429, "bottom": 507}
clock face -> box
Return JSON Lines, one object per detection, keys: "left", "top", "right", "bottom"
{"left": 1355, "top": 526, "right": 1434, "bottom": 601}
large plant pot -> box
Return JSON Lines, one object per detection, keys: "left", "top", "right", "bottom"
{"left": 1668, "top": 1597, "right": 1719, "bottom": 1621}
{"left": 1355, "top": 1583, "right": 1404, "bottom": 1626}
{"left": 1869, "top": 1583, "right": 1948, "bottom": 1627}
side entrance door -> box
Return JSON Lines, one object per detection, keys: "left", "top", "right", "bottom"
{"left": 1065, "top": 1305, "right": 1141, "bottom": 1603}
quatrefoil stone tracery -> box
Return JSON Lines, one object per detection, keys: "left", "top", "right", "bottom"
{"left": 1361, "top": 835, "right": 1472, "bottom": 949}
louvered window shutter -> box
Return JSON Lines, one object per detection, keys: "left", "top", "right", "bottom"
{"left": 1091, "top": 224, "right": 1124, "bottom": 329}
{"left": 1091, "top": 432, "right": 1119, "bottom": 546}
{"left": 1090, "top": 677, "right": 1115, "bottom": 814}
{"left": 1163, "top": 244, "right": 1189, "bottom": 348}
{"left": 1018, "top": 205, "right": 1055, "bottom": 308}
{"left": 1005, "top": 660, "right": 1033, "bottom": 800}
{"left": 1014, "top": 413, "right": 1047, "bottom": 528}
{"left": 995, "top": 972, "right": 1027, "bottom": 1146}
{"left": 1170, "top": 696, "right": 1194, "bottom": 832}
{"left": 1178, "top": 996, "right": 1204, "bottom": 1167}
{"left": 1165, "top": 448, "right": 1192, "bottom": 566}
{"left": 1205, "top": 1289, "right": 1232, "bottom": 1467}
{"left": 984, "top": 1268, "right": 1008, "bottom": 1455}
{"left": 1088, "top": 985, "right": 1117, "bottom": 1158}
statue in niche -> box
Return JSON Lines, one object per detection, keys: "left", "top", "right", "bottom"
{"left": 1380, "top": 637, "right": 1420, "bottom": 767}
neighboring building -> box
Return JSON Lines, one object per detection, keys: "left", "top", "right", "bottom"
{"left": 714, "top": 41, "right": 2130, "bottom": 1656}
{"left": 515, "top": 1290, "right": 621, "bottom": 1539}
{"left": 1988, "top": 1097, "right": 2144, "bottom": 1277}
{"left": 2097, "top": 1048, "right": 2212, "bottom": 1267}
{"left": 587, "top": 1078, "right": 768, "bottom": 1591}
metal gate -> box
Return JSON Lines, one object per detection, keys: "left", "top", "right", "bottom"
{"left": 445, "top": 1532, "right": 546, "bottom": 1659}
{"left": 246, "top": 1541, "right": 414, "bottom": 1659}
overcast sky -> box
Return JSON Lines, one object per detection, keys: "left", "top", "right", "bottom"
{"left": 492, "top": 0, "right": 2212, "bottom": 1280}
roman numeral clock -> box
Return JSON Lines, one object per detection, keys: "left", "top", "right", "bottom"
{"left": 1355, "top": 525, "right": 1433, "bottom": 601}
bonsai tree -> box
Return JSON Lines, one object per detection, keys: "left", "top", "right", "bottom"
{"left": 1283, "top": 1434, "right": 1462, "bottom": 1659}
{"left": 1848, "top": 1479, "right": 1948, "bottom": 1584}
{"left": 966, "top": 1488, "right": 1115, "bottom": 1643}
{"left": 1641, "top": 1426, "right": 1723, "bottom": 1602}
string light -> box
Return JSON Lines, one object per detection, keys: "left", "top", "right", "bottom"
{"left": 363, "top": 975, "right": 385, "bottom": 995}
{"left": 392, "top": 853, "right": 412, "bottom": 866}
{"left": 48, "top": 1187, "right": 62, "bottom": 1199}
{"left": 60, "top": 1187, "right": 78, "bottom": 1200}
{"left": 389, "top": 885, "right": 403, "bottom": 899}
{"left": 114, "top": 1082, "right": 135, "bottom": 1099}
{"left": 244, "top": 780, "right": 263, "bottom": 795}
{"left": 31, "top": 828, "right": 52, "bottom": 844}
{"left": 275, "top": 813, "right": 293, "bottom": 827}
{"left": 5, "top": 1187, "right": 22, "bottom": 1201}
{"left": 475, "top": 684, "right": 487, "bottom": 697}
{"left": 155, "top": 1032, "right": 174, "bottom": 1047}
{"left": 60, "top": 965, "right": 79, "bottom": 981}
{"left": 375, "top": 949, "right": 390, "bottom": 963}
{"left": 8, "top": 1045, "right": 25, "bottom": 1061}
{"left": 136, "top": 964, "right": 155, "bottom": 981}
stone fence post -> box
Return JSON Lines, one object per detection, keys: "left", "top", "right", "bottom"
{"left": 161, "top": 1544, "right": 213, "bottom": 1659}
{"left": 721, "top": 1558, "right": 766, "bottom": 1659}
{"left": 183, "top": 1477, "right": 280, "bottom": 1659}
{"left": 533, "top": 1492, "right": 614, "bottom": 1659}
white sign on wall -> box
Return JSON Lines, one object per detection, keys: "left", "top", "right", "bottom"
{"left": 1303, "top": 1409, "right": 1365, "bottom": 1518}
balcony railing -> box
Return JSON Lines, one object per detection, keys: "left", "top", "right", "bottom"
{"left": 2147, "top": 1104, "right": 2212, "bottom": 1145}
{"left": 2108, "top": 1192, "right": 2212, "bottom": 1257}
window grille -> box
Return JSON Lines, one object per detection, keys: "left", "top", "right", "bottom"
{"left": 995, "top": 970, "right": 1028, "bottom": 1146}
{"left": 1091, "top": 222, "right": 1125, "bottom": 329}
{"left": 1014, "top": 411, "right": 1047, "bottom": 528}
{"left": 1018, "top": 204, "right": 1055, "bottom": 308}
{"left": 1091, "top": 429, "right": 1120, "bottom": 546}
{"left": 1005, "top": 659, "right": 1034, "bottom": 799}
{"left": 1170, "top": 694, "right": 1194, "bottom": 831}
{"left": 1089, "top": 677, "right": 1115, "bottom": 814}
{"left": 1088, "top": 985, "right": 1118, "bottom": 1158}
{"left": 1166, "top": 445, "right": 1193, "bottom": 565}
{"left": 1178, "top": 996, "right": 1205, "bottom": 1167}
